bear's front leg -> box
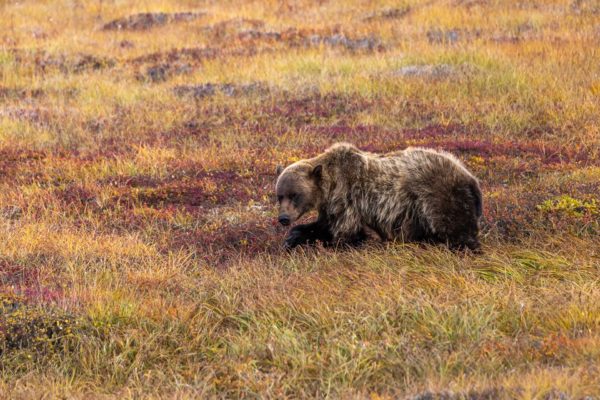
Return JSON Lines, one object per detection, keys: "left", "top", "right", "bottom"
{"left": 284, "top": 219, "right": 333, "bottom": 250}
{"left": 283, "top": 224, "right": 310, "bottom": 249}
{"left": 328, "top": 207, "right": 370, "bottom": 248}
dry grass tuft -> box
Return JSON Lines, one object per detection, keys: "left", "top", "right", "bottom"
{"left": 1, "top": 0, "right": 599, "bottom": 398}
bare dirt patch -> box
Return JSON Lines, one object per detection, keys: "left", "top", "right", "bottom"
{"left": 102, "top": 12, "right": 206, "bottom": 31}
{"left": 238, "top": 27, "right": 384, "bottom": 51}
{"left": 303, "top": 33, "right": 383, "bottom": 51}
{"left": 427, "top": 28, "right": 481, "bottom": 44}
{"left": 11, "top": 50, "right": 115, "bottom": 74}
{"left": 199, "top": 19, "right": 384, "bottom": 52}
{"left": 136, "top": 62, "right": 193, "bottom": 83}
{"left": 128, "top": 46, "right": 270, "bottom": 67}
{"left": 173, "top": 82, "right": 271, "bottom": 99}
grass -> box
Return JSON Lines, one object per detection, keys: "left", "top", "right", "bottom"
{"left": 1, "top": 0, "right": 599, "bottom": 398}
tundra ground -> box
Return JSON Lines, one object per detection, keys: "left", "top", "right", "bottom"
{"left": 1, "top": 0, "right": 599, "bottom": 398}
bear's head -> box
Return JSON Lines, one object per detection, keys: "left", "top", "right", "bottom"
{"left": 275, "top": 162, "right": 323, "bottom": 226}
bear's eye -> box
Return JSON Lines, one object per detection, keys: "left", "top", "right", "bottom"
{"left": 289, "top": 193, "right": 297, "bottom": 201}
{"left": 277, "top": 195, "right": 283, "bottom": 203}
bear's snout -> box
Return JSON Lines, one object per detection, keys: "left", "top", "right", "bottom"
{"left": 278, "top": 215, "right": 291, "bottom": 226}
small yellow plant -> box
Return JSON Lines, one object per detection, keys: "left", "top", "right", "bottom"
{"left": 537, "top": 195, "right": 598, "bottom": 217}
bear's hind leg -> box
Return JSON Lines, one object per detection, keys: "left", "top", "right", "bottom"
{"left": 334, "top": 230, "right": 369, "bottom": 248}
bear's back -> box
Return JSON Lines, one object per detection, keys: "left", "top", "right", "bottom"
{"left": 395, "top": 147, "right": 474, "bottom": 182}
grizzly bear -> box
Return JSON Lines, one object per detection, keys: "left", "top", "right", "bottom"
{"left": 275, "top": 143, "right": 482, "bottom": 251}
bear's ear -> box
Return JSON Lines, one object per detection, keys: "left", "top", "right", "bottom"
{"left": 276, "top": 165, "right": 283, "bottom": 176}
{"left": 310, "top": 165, "right": 323, "bottom": 180}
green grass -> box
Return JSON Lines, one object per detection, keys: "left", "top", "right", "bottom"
{"left": 1, "top": 0, "right": 599, "bottom": 398}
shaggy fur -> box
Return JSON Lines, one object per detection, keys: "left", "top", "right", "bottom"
{"left": 276, "top": 143, "right": 483, "bottom": 251}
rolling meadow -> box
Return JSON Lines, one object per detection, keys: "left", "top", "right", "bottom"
{"left": 1, "top": 0, "right": 600, "bottom": 398}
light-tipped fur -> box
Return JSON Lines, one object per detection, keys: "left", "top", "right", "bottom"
{"left": 276, "top": 143, "right": 482, "bottom": 250}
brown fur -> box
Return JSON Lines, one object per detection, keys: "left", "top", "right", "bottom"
{"left": 276, "top": 143, "right": 483, "bottom": 250}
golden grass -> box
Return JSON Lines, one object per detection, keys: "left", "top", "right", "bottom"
{"left": 1, "top": 0, "right": 599, "bottom": 398}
